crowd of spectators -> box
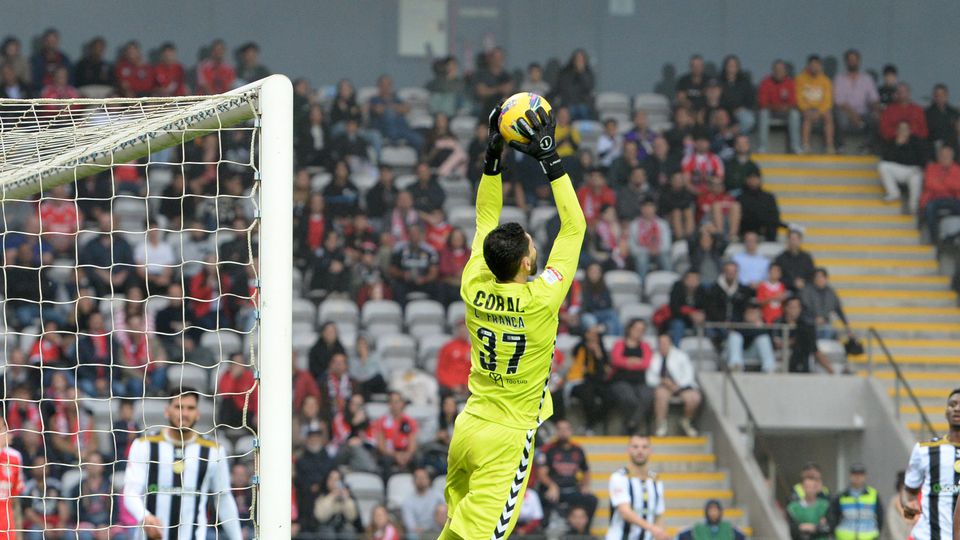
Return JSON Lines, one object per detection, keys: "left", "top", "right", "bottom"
{"left": 2, "top": 28, "right": 953, "bottom": 539}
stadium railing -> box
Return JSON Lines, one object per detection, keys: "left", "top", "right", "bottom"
{"left": 864, "top": 327, "right": 938, "bottom": 439}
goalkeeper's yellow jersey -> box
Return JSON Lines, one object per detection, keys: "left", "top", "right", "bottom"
{"left": 460, "top": 172, "right": 585, "bottom": 430}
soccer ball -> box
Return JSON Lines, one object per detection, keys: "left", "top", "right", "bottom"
{"left": 498, "top": 92, "right": 553, "bottom": 145}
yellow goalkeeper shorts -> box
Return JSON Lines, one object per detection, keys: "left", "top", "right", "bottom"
{"left": 444, "top": 412, "right": 537, "bottom": 540}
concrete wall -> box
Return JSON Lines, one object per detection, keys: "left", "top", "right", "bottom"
{"left": 5, "top": 0, "right": 960, "bottom": 99}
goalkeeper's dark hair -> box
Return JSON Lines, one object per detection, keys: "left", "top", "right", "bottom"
{"left": 169, "top": 386, "right": 201, "bottom": 403}
{"left": 483, "top": 222, "right": 529, "bottom": 282}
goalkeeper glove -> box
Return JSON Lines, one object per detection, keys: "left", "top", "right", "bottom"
{"left": 508, "top": 107, "right": 564, "bottom": 180}
{"left": 483, "top": 105, "right": 505, "bottom": 175}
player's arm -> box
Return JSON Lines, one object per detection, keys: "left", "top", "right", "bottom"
{"left": 509, "top": 107, "right": 586, "bottom": 308}
{"left": 212, "top": 447, "right": 244, "bottom": 540}
{"left": 122, "top": 438, "right": 149, "bottom": 523}
{"left": 901, "top": 443, "right": 923, "bottom": 519}
{"left": 462, "top": 106, "right": 506, "bottom": 284}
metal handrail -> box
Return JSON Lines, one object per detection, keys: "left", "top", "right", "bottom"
{"left": 695, "top": 321, "right": 794, "bottom": 368}
{"left": 865, "top": 327, "right": 938, "bottom": 439}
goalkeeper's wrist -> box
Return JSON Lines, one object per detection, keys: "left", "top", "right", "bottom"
{"left": 484, "top": 149, "right": 503, "bottom": 175}
{"left": 539, "top": 153, "right": 564, "bottom": 180}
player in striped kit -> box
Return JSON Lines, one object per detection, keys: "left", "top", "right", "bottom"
{"left": 606, "top": 435, "right": 670, "bottom": 540}
{"left": 123, "top": 388, "right": 242, "bottom": 540}
{"left": 904, "top": 387, "right": 960, "bottom": 540}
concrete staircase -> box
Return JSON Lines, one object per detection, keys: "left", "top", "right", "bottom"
{"left": 576, "top": 435, "right": 752, "bottom": 537}
{"left": 757, "top": 153, "right": 957, "bottom": 437}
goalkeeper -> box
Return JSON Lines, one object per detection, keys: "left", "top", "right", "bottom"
{"left": 439, "top": 104, "right": 586, "bottom": 540}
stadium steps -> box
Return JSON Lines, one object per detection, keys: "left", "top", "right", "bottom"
{"left": 758, "top": 153, "right": 958, "bottom": 439}
{"left": 574, "top": 435, "right": 751, "bottom": 536}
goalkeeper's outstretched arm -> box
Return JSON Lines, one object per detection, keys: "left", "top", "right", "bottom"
{"left": 463, "top": 106, "right": 506, "bottom": 285}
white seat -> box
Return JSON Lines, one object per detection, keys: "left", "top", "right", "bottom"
{"left": 353, "top": 169, "right": 378, "bottom": 194}
{"left": 418, "top": 334, "right": 452, "bottom": 370}
{"left": 446, "top": 301, "right": 466, "bottom": 330}
{"left": 604, "top": 270, "right": 642, "bottom": 296}
{"left": 292, "top": 331, "right": 317, "bottom": 357}
{"left": 450, "top": 115, "right": 478, "bottom": 142}
{"left": 292, "top": 299, "right": 315, "bottom": 324}
{"left": 817, "top": 339, "right": 847, "bottom": 366}
{"left": 529, "top": 207, "right": 558, "bottom": 237}
{"left": 395, "top": 173, "right": 417, "bottom": 191}
{"left": 596, "top": 91, "right": 631, "bottom": 115}
{"left": 611, "top": 292, "right": 640, "bottom": 309}
{"left": 758, "top": 242, "right": 783, "bottom": 260}
{"left": 671, "top": 241, "right": 690, "bottom": 267}
{"left": 407, "top": 111, "right": 434, "bottom": 130}
{"left": 356, "top": 86, "right": 378, "bottom": 106}
{"left": 377, "top": 333, "right": 417, "bottom": 361}
{"left": 939, "top": 216, "right": 960, "bottom": 241}
{"left": 680, "top": 336, "right": 718, "bottom": 365}
{"left": 311, "top": 172, "right": 332, "bottom": 192}
{"left": 439, "top": 176, "right": 472, "bottom": 201}
{"left": 602, "top": 335, "right": 621, "bottom": 353}
{"left": 345, "top": 471, "right": 384, "bottom": 500}
{"left": 199, "top": 331, "right": 243, "bottom": 358}
{"left": 380, "top": 146, "right": 418, "bottom": 170}
{"left": 449, "top": 206, "right": 476, "bottom": 231}
{"left": 365, "top": 402, "right": 390, "bottom": 421}
{"left": 398, "top": 86, "right": 430, "bottom": 107}
{"left": 364, "top": 322, "right": 402, "bottom": 339}
{"left": 498, "top": 206, "right": 527, "bottom": 229}
{"left": 555, "top": 333, "right": 580, "bottom": 362}
{"left": 405, "top": 299, "right": 446, "bottom": 328}
{"left": 648, "top": 292, "right": 669, "bottom": 310}
{"left": 633, "top": 93, "right": 670, "bottom": 113}
{"left": 167, "top": 364, "right": 210, "bottom": 391}
{"left": 319, "top": 298, "right": 359, "bottom": 326}
{"left": 357, "top": 498, "right": 381, "bottom": 528}
{"left": 723, "top": 243, "right": 745, "bottom": 258}
{"left": 234, "top": 435, "right": 257, "bottom": 458}
{"left": 407, "top": 404, "right": 438, "bottom": 444}
{"left": 61, "top": 468, "right": 83, "bottom": 496}
{"left": 408, "top": 323, "right": 444, "bottom": 340}
{"left": 383, "top": 356, "right": 416, "bottom": 379}
{"left": 619, "top": 303, "right": 654, "bottom": 325}
{"left": 643, "top": 271, "right": 680, "bottom": 300}
{"left": 385, "top": 473, "right": 415, "bottom": 509}
{"left": 361, "top": 300, "right": 403, "bottom": 328}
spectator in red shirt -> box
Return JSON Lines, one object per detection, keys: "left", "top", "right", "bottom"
{"left": 196, "top": 39, "right": 236, "bottom": 95}
{"left": 608, "top": 319, "right": 655, "bottom": 435}
{"left": 757, "top": 59, "right": 800, "bottom": 153}
{"left": 31, "top": 28, "right": 71, "bottom": 91}
{"left": 628, "top": 198, "right": 671, "bottom": 276}
{"left": 880, "top": 83, "right": 928, "bottom": 141}
{"left": 922, "top": 145, "right": 960, "bottom": 241}
{"left": 697, "top": 178, "right": 742, "bottom": 241}
{"left": 437, "top": 228, "right": 469, "bottom": 306}
{"left": 436, "top": 320, "right": 472, "bottom": 398}
{"left": 576, "top": 169, "right": 616, "bottom": 225}
{"left": 218, "top": 353, "right": 259, "bottom": 428}
{"left": 39, "top": 65, "right": 79, "bottom": 106}
{"left": 292, "top": 352, "right": 321, "bottom": 412}
{"left": 114, "top": 41, "right": 154, "bottom": 97}
{"left": 322, "top": 353, "right": 354, "bottom": 420}
{"left": 154, "top": 42, "right": 188, "bottom": 96}
{"left": 375, "top": 391, "right": 419, "bottom": 474}
{"left": 38, "top": 185, "right": 78, "bottom": 255}
{"left": 682, "top": 131, "right": 725, "bottom": 192}
{"left": 756, "top": 263, "right": 787, "bottom": 324}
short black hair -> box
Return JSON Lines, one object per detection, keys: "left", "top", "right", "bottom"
{"left": 170, "top": 386, "right": 200, "bottom": 403}
{"left": 883, "top": 64, "right": 898, "bottom": 75}
{"left": 934, "top": 83, "right": 949, "bottom": 93}
{"left": 807, "top": 54, "right": 821, "bottom": 64}
{"left": 949, "top": 388, "right": 960, "bottom": 400}
{"left": 483, "top": 223, "right": 529, "bottom": 282}
{"left": 814, "top": 267, "right": 829, "bottom": 278}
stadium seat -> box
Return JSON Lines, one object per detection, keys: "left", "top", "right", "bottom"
{"left": 357, "top": 498, "right": 380, "bottom": 528}
{"left": 292, "top": 331, "right": 317, "bottom": 358}
{"left": 759, "top": 241, "right": 783, "bottom": 259}
{"left": 365, "top": 401, "right": 389, "bottom": 420}
{"left": 361, "top": 300, "right": 403, "bottom": 328}
{"left": 648, "top": 292, "right": 669, "bottom": 309}
{"left": 611, "top": 292, "right": 640, "bottom": 308}
{"left": 405, "top": 299, "right": 446, "bottom": 328}
{"left": 529, "top": 207, "right": 558, "bottom": 237}
{"left": 345, "top": 471, "right": 385, "bottom": 500}
{"left": 356, "top": 86, "right": 378, "bottom": 106}
{"left": 318, "top": 298, "right": 360, "bottom": 326}
{"left": 432, "top": 475, "right": 446, "bottom": 494}
{"left": 450, "top": 115, "right": 477, "bottom": 142}
{"left": 446, "top": 301, "right": 466, "bottom": 329}
{"left": 643, "top": 270, "right": 680, "bottom": 300}
{"left": 619, "top": 303, "right": 654, "bottom": 325}
{"left": 364, "top": 322, "right": 402, "bottom": 339}
{"left": 141, "top": 398, "right": 170, "bottom": 428}
{"left": 449, "top": 205, "right": 476, "bottom": 231}
{"left": 723, "top": 243, "right": 745, "bottom": 258}
{"left": 234, "top": 435, "right": 257, "bottom": 459}
{"left": 395, "top": 173, "right": 417, "bottom": 191}
{"left": 114, "top": 197, "right": 147, "bottom": 228}
{"left": 596, "top": 91, "right": 631, "bottom": 115}
{"left": 386, "top": 473, "right": 415, "bottom": 509}
{"left": 939, "top": 216, "right": 960, "bottom": 242}
{"left": 377, "top": 333, "right": 417, "bottom": 361}
{"left": 380, "top": 146, "right": 418, "bottom": 170}
{"left": 292, "top": 320, "right": 314, "bottom": 337}
{"left": 573, "top": 119, "right": 603, "bottom": 154}
{"left": 438, "top": 176, "right": 472, "bottom": 202}
{"left": 670, "top": 241, "right": 689, "bottom": 268}
{"left": 407, "top": 403, "right": 438, "bottom": 444}
{"left": 633, "top": 93, "right": 670, "bottom": 115}
{"left": 605, "top": 270, "right": 642, "bottom": 296}
{"left": 311, "top": 172, "right": 332, "bottom": 192}
{"left": 167, "top": 364, "right": 210, "bottom": 390}
{"left": 199, "top": 330, "right": 243, "bottom": 358}
{"left": 292, "top": 299, "right": 315, "bottom": 324}
{"left": 817, "top": 339, "right": 847, "bottom": 366}
{"left": 407, "top": 110, "right": 434, "bottom": 130}
{"left": 398, "top": 86, "right": 430, "bottom": 108}
{"left": 418, "top": 333, "right": 451, "bottom": 371}
{"left": 555, "top": 333, "right": 580, "bottom": 361}
{"left": 602, "top": 335, "right": 621, "bottom": 353}
{"left": 353, "top": 169, "right": 379, "bottom": 194}
{"left": 499, "top": 205, "right": 527, "bottom": 229}
{"left": 408, "top": 323, "right": 444, "bottom": 340}
{"left": 680, "top": 336, "right": 719, "bottom": 366}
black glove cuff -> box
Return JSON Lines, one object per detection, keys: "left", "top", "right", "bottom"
{"left": 539, "top": 153, "right": 564, "bottom": 180}
{"left": 483, "top": 149, "right": 502, "bottom": 175}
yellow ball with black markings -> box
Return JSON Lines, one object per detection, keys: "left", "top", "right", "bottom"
{"left": 497, "top": 92, "right": 553, "bottom": 145}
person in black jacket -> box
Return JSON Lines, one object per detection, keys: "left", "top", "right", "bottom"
{"left": 719, "top": 55, "right": 756, "bottom": 133}
{"left": 877, "top": 121, "right": 926, "bottom": 213}
{"left": 738, "top": 172, "right": 784, "bottom": 241}
{"left": 925, "top": 83, "right": 959, "bottom": 156}
{"left": 667, "top": 270, "right": 708, "bottom": 345}
{"left": 309, "top": 322, "right": 347, "bottom": 380}
{"left": 705, "top": 261, "right": 754, "bottom": 333}
{"left": 773, "top": 230, "right": 817, "bottom": 291}
{"left": 553, "top": 49, "right": 595, "bottom": 120}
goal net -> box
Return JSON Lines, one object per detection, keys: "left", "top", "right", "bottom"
{"left": 0, "top": 76, "right": 292, "bottom": 538}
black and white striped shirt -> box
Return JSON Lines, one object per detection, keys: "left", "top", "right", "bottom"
{"left": 606, "top": 468, "right": 665, "bottom": 540}
{"left": 905, "top": 438, "right": 960, "bottom": 540}
{"left": 123, "top": 430, "right": 242, "bottom": 540}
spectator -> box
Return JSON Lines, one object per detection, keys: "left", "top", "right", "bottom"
{"left": 795, "top": 55, "right": 835, "bottom": 153}
{"left": 921, "top": 145, "right": 960, "bottom": 241}
{"left": 774, "top": 230, "right": 817, "bottom": 291}
{"left": 832, "top": 49, "right": 879, "bottom": 150}
{"left": 293, "top": 351, "right": 321, "bottom": 412}
{"left": 369, "top": 73, "right": 423, "bottom": 150}
{"left": 879, "top": 82, "right": 928, "bottom": 142}
{"left": 732, "top": 232, "right": 769, "bottom": 287}
{"left": 800, "top": 268, "right": 852, "bottom": 340}
{"left": 719, "top": 54, "right": 756, "bottom": 133}
{"left": 217, "top": 354, "right": 258, "bottom": 428}
{"left": 708, "top": 108, "right": 738, "bottom": 160}
{"left": 659, "top": 171, "right": 697, "bottom": 241}
{"left": 309, "top": 322, "right": 346, "bottom": 380}
{"left": 521, "top": 61, "right": 551, "bottom": 97}
{"left": 648, "top": 334, "right": 702, "bottom": 436}
{"left": 297, "top": 104, "right": 331, "bottom": 168}
{"left": 70, "top": 452, "right": 114, "bottom": 536}
{"left": 426, "top": 55, "right": 466, "bottom": 117}
{"left": 566, "top": 324, "right": 610, "bottom": 433}
{"left": 437, "top": 228, "right": 469, "bottom": 305}
{"left": 554, "top": 106, "right": 582, "bottom": 159}
{"left": 667, "top": 270, "right": 709, "bottom": 345}
{"left": 79, "top": 212, "right": 135, "bottom": 298}
{"left": 925, "top": 83, "right": 959, "bottom": 154}
{"left": 738, "top": 171, "right": 783, "bottom": 241}
{"left": 110, "top": 399, "right": 140, "bottom": 468}
{"left": 590, "top": 205, "right": 629, "bottom": 270}
{"left": 309, "top": 230, "right": 350, "bottom": 297}
{"left": 153, "top": 42, "right": 187, "bottom": 96}
{"left": 419, "top": 503, "right": 448, "bottom": 540}
{"left": 757, "top": 59, "right": 800, "bottom": 153}
{"left": 678, "top": 499, "right": 747, "bottom": 540}
{"left": 778, "top": 297, "right": 834, "bottom": 374}
{"left": 554, "top": 49, "right": 596, "bottom": 120}
{"left": 321, "top": 352, "right": 353, "bottom": 421}
{"left": 644, "top": 136, "right": 679, "bottom": 190}
{"left": 114, "top": 41, "right": 153, "bottom": 97}
{"left": 624, "top": 111, "right": 658, "bottom": 162}
{"left": 408, "top": 161, "right": 446, "bottom": 215}
{"left": 702, "top": 78, "right": 724, "bottom": 127}
{"left": 580, "top": 262, "right": 622, "bottom": 335}
{"left": 577, "top": 168, "right": 616, "bottom": 225}
{"left": 563, "top": 505, "right": 596, "bottom": 540}
{"left": 628, "top": 198, "right": 671, "bottom": 275}
{"left": 787, "top": 466, "right": 832, "bottom": 540}
{"left": 39, "top": 65, "right": 79, "bottom": 101}
{"left": 615, "top": 168, "right": 650, "bottom": 222}
{"left": 235, "top": 41, "right": 269, "bottom": 86}
{"left": 688, "top": 224, "right": 726, "bottom": 285}
{"left": 330, "top": 117, "right": 372, "bottom": 166}
{"left": 596, "top": 118, "right": 624, "bottom": 169}
{"left": 1, "top": 36, "right": 30, "bottom": 87}
{"left": 424, "top": 113, "right": 468, "bottom": 177}
{"left": 330, "top": 78, "right": 364, "bottom": 130}
{"left": 314, "top": 468, "right": 363, "bottom": 538}
{"left": 536, "top": 419, "right": 599, "bottom": 528}
{"left": 135, "top": 228, "right": 175, "bottom": 293}
{"left": 756, "top": 263, "right": 787, "bottom": 324}
{"left": 323, "top": 160, "right": 362, "bottom": 219}
{"left": 332, "top": 394, "right": 380, "bottom": 473}
{"left": 473, "top": 47, "right": 514, "bottom": 115}
{"left": 724, "top": 135, "right": 760, "bottom": 195}
{"left": 31, "top": 28, "right": 71, "bottom": 91}
{"left": 515, "top": 489, "right": 545, "bottom": 535}
{"left": 706, "top": 261, "right": 754, "bottom": 329}
{"left": 389, "top": 223, "right": 439, "bottom": 303}
{"left": 350, "top": 334, "right": 387, "bottom": 398}
{"left": 294, "top": 396, "right": 326, "bottom": 451}
{"left": 73, "top": 36, "right": 112, "bottom": 88}
{"left": 682, "top": 131, "right": 725, "bottom": 190}
{"left": 827, "top": 463, "right": 883, "bottom": 540}
{"left": 877, "top": 64, "right": 899, "bottom": 106}
{"left": 726, "top": 303, "right": 777, "bottom": 373}
{"left": 697, "top": 178, "right": 741, "bottom": 241}
{"left": 366, "top": 165, "right": 399, "bottom": 224}
{"left": 436, "top": 320, "right": 472, "bottom": 399}
{"left": 676, "top": 54, "right": 708, "bottom": 113}
{"left": 665, "top": 106, "right": 697, "bottom": 162}
{"left": 401, "top": 466, "right": 444, "bottom": 538}
{"left": 196, "top": 39, "right": 236, "bottom": 95}
{"left": 0, "top": 62, "right": 29, "bottom": 98}
{"left": 609, "top": 319, "right": 655, "bottom": 435}
{"left": 375, "top": 391, "right": 418, "bottom": 475}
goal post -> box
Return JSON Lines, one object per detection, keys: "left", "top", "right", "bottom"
{"left": 0, "top": 74, "right": 292, "bottom": 538}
